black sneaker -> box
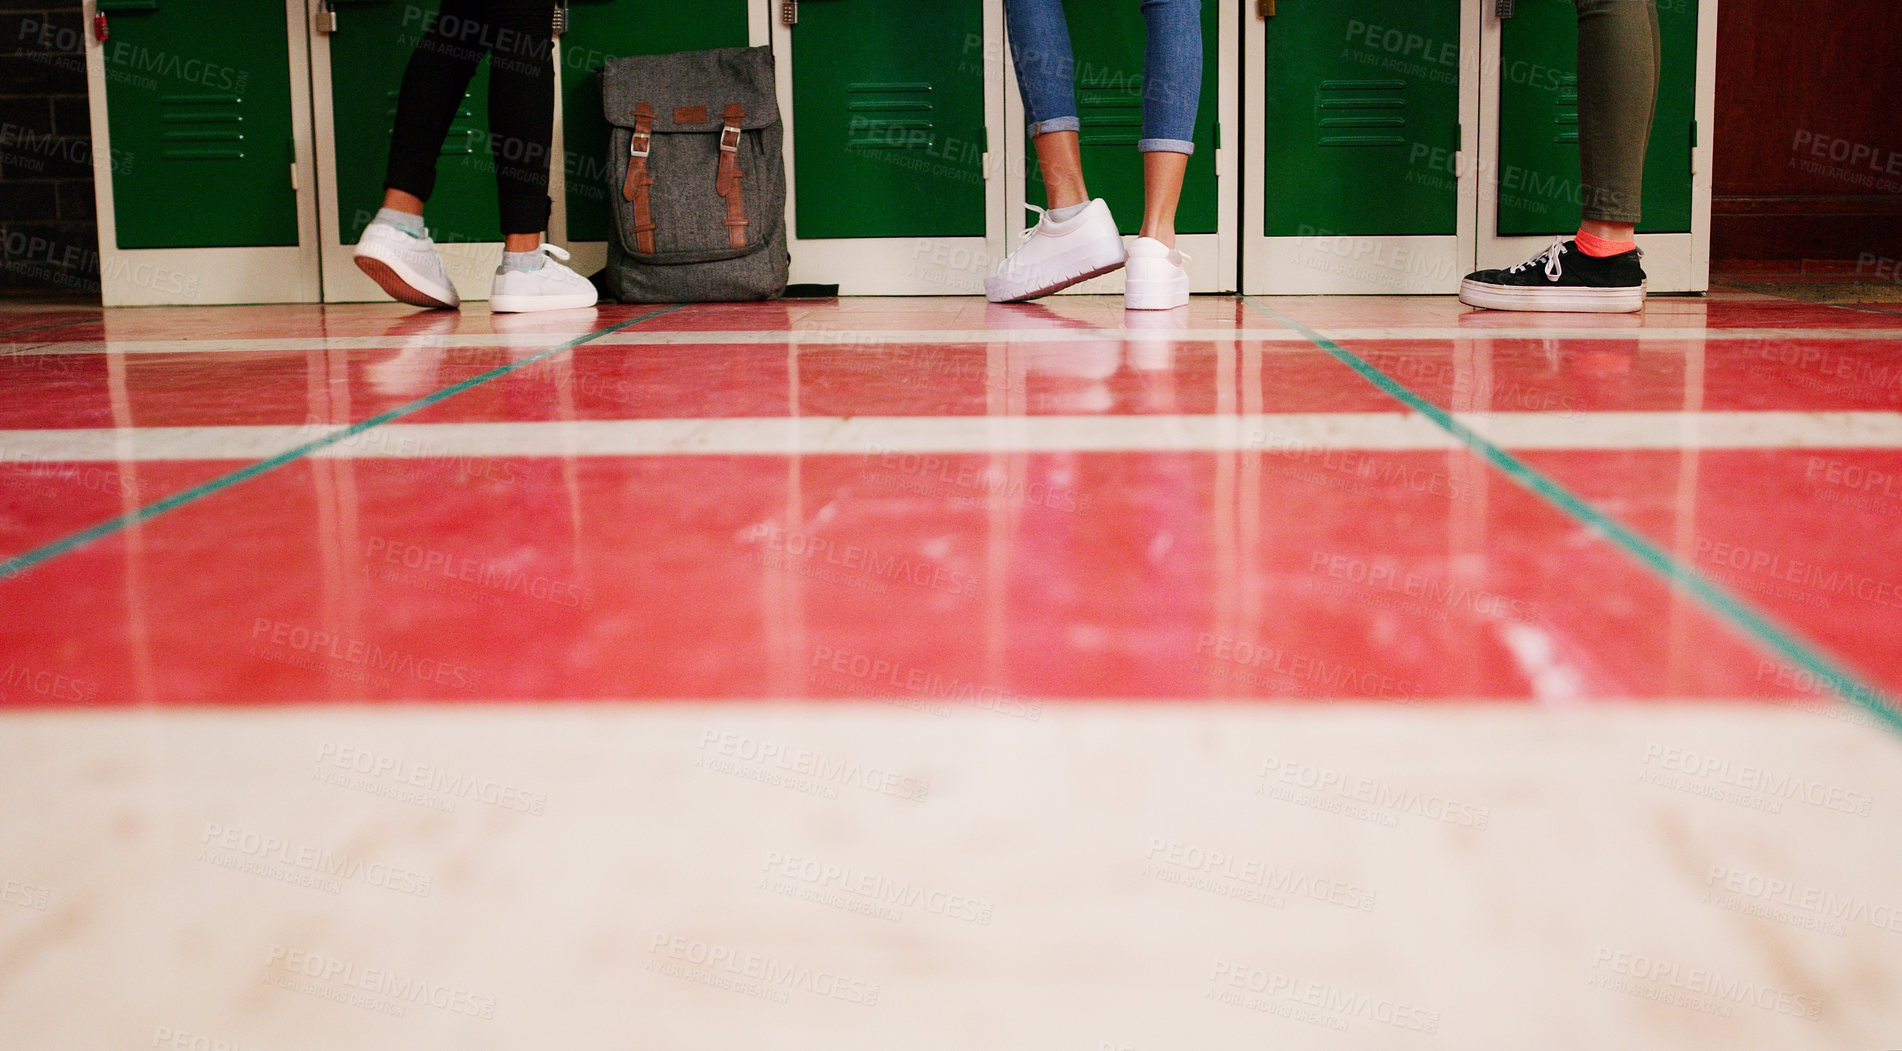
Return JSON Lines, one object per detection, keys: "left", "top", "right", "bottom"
{"left": 1459, "top": 238, "right": 1646, "bottom": 313}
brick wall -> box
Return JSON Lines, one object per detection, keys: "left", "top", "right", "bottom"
{"left": 0, "top": 0, "right": 100, "bottom": 294}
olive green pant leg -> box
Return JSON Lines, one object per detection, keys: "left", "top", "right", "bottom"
{"left": 1574, "top": 0, "right": 1660, "bottom": 224}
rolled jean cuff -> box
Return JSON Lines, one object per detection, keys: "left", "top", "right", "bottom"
{"left": 1028, "top": 116, "right": 1080, "bottom": 137}
{"left": 1138, "top": 137, "right": 1195, "bottom": 155}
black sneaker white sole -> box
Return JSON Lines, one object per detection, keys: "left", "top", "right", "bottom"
{"left": 1458, "top": 279, "right": 1645, "bottom": 314}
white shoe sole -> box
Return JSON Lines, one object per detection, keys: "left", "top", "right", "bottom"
{"left": 1124, "top": 272, "right": 1190, "bottom": 311}
{"left": 489, "top": 291, "right": 598, "bottom": 314}
{"left": 986, "top": 241, "right": 1128, "bottom": 303}
{"left": 353, "top": 244, "right": 459, "bottom": 309}
{"left": 1458, "top": 279, "right": 1645, "bottom": 313}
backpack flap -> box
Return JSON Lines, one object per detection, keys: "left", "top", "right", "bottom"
{"left": 601, "top": 46, "right": 778, "bottom": 135}
{"left": 601, "top": 46, "right": 783, "bottom": 264}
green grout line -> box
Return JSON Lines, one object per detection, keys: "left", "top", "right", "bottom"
{"left": 0, "top": 305, "right": 683, "bottom": 582}
{"left": 0, "top": 315, "right": 101, "bottom": 350}
{"left": 2, "top": 316, "right": 99, "bottom": 337}
{"left": 1242, "top": 296, "right": 1902, "bottom": 736}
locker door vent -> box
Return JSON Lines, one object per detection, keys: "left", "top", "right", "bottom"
{"left": 1314, "top": 79, "right": 1408, "bottom": 148}
{"left": 845, "top": 82, "right": 935, "bottom": 150}
{"left": 1552, "top": 74, "right": 1579, "bottom": 144}
{"left": 377, "top": 91, "right": 483, "bottom": 157}
{"left": 159, "top": 94, "right": 245, "bottom": 160}
{"left": 1078, "top": 87, "right": 1141, "bottom": 147}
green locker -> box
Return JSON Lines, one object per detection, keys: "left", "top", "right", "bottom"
{"left": 98, "top": 0, "right": 299, "bottom": 248}
{"left": 1261, "top": 2, "right": 1460, "bottom": 238}
{"left": 1025, "top": 0, "right": 1221, "bottom": 236}
{"left": 559, "top": 0, "right": 750, "bottom": 242}
{"left": 325, "top": 0, "right": 498, "bottom": 245}
{"left": 1496, "top": 0, "right": 1695, "bottom": 234}
{"left": 790, "top": 0, "right": 987, "bottom": 240}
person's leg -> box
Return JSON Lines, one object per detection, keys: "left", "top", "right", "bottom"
{"left": 1574, "top": 0, "right": 1659, "bottom": 248}
{"left": 986, "top": 0, "right": 1126, "bottom": 303}
{"left": 480, "top": 0, "right": 594, "bottom": 312}
{"left": 485, "top": 0, "right": 556, "bottom": 253}
{"left": 1122, "top": 0, "right": 1200, "bottom": 308}
{"left": 1136, "top": 0, "right": 1200, "bottom": 247}
{"left": 381, "top": 0, "right": 491, "bottom": 220}
{"left": 1139, "top": 151, "right": 1187, "bottom": 246}
{"left": 356, "top": 0, "right": 493, "bottom": 308}
{"left": 1458, "top": 0, "right": 1656, "bottom": 312}
{"left": 1005, "top": 0, "right": 1088, "bottom": 209}
{"left": 1032, "top": 132, "right": 1089, "bottom": 211}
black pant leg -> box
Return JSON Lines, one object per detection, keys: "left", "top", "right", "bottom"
{"left": 382, "top": 0, "right": 494, "bottom": 206}
{"left": 484, "top": 0, "right": 557, "bottom": 234}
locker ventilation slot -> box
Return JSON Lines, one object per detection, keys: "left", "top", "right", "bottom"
{"left": 845, "top": 83, "right": 936, "bottom": 149}
{"left": 1077, "top": 87, "right": 1142, "bottom": 147}
{"left": 158, "top": 94, "right": 245, "bottom": 160}
{"left": 381, "top": 91, "right": 482, "bottom": 156}
{"left": 1315, "top": 79, "right": 1408, "bottom": 147}
{"left": 1553, "top": 75, "right": 1579, "bottom": 143}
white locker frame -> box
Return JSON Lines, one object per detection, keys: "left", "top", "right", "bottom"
{"left": 554, "top": 5, "right": 775, "bottom": 279}
{"left": 1472, "top": 0, "right": 1716, "bottom": 293}
{"left": 762, "top": 0, "right": 1008, "bottom": 295}
{"left": 83, "top": 0, "right": 322, "bottom": 305}
{"left": 1241, "top": 2, "right": 1482, "bottom": 295}
{"left": 1001, "top": 3, "right": 1241, "bottom": 295}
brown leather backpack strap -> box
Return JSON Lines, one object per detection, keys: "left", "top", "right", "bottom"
{"left": 621, "top": 102, "right": 657, "bottom": 253}
{"left": 715, "top": 103, "right": 748, "bottom": 250}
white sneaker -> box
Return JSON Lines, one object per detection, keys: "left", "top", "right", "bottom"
{"left": 1123, "top": 237, "right": 1189, "bottom": 310}
{"left": 489, "top": 243, "right": 599, "bottom": 313}
{"left": 353, "top": 219, "right": 460, "bottom": 309}
{"left": 985, "top": 199, "right": 1127, "bottom": 303}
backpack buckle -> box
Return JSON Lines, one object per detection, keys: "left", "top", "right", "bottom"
{"left": 630, "top": 102, "right": 656, "bottom": 159}
{"left": 720, "top": 124, "right": 742, "bottom": 153}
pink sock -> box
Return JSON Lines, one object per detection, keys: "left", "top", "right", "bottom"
{"left": 1575, "top": 228, "right": 1637, "bottom": 257}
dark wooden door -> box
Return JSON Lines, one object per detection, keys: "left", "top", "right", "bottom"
{"left": 1712, "top": 0, "right": 1902, "bottom": 264}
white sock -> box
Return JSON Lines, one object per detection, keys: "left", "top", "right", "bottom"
{"left": 374, "top": 207, "right": 426, "bottom": 238}
{"left": 500, "top": 250, "right": 546, "bottom": 273}
{"left": 1046, "top": 202, "right": 1089, "bottom": 223}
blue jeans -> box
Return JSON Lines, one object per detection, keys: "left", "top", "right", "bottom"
{"left": 1005, "top": 0, "right": 1202, "bottom": 155}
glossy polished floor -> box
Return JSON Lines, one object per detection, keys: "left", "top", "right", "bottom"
{"left": 2, "top": 290, "right": 1900, "bottom": 1048}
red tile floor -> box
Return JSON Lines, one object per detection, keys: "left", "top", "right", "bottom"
{"left": 1, "top": 290, "right": 1899, "bottom": 1047}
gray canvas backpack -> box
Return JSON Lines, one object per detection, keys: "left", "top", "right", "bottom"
{"left": 600, "top": 46, "right": 788, "bottom": 302}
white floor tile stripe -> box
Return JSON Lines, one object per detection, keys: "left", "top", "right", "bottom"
{"left": 6, "top": 327, "right": 1902, "bottom": 356}
{"left": 4, "top": 411, "right": 1902, "bottom": 463}
{"left": 0, "top": 704, "right": 1896, "bottom": 1050}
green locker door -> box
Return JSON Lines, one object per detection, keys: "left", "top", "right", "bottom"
{"left": 1261, "top": 2, "right": 1460, "bottom": 237}
{"left": 1025, "top": 0, "right": 1221, "bottom": 236}
{"left": 1496, "top": 0, "right": 1695, "bottom": 235}
{"left": 98, "top": 0, "right": 298, "bottom": 248}
{"left": 559, "top": 0, "right": 750, "bottom": 242}
{"left": 791, "top": 0, "right": 986, "bottom": 239}
{"left": 326, "top": 0, "right": 498, "bottom": 245}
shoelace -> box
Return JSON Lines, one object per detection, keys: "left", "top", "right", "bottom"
{"left": 1019, "top": 203, "right": 1048, "bottom": 242}
{"left": 1020, "top": 204, "right": 1192, "bottom": 264}
{"left": 1509, "top": 236, "right": 1568, "bottom": 281}
{"left": 537, "top": 242, "right": 572, "bottom": 263}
